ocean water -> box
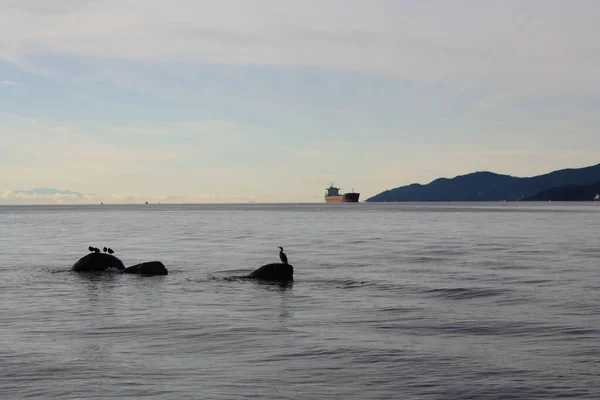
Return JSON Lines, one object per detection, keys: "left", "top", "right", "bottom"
{"left": 1, "top": 202, "right": 599, "bottom": 399}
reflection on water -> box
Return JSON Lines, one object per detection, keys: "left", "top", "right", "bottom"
{"left": 251, "top": 279, "right": 294, "bottom": 291}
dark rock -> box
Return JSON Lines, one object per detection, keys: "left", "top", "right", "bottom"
{"left": 248, "top": 263, "right": 293, "bottom": 281}
{"left": 72, "top": 252, "right": 126, "bottom": 272}
{"left": 124, "top": 261, "right": 168, "bottom": 276}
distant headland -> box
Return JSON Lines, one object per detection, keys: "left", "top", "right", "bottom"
{"left": 366, "top": 162, "right": 600, "bottom": 202}
{"left": 522, "top": 182, "right": 600, "bottom": 202}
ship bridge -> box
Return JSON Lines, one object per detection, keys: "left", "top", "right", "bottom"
{"left": 326, "top": 185, "right": 340, "bottom": 196}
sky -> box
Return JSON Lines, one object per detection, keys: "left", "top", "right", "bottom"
{"left": 1, "top": 0, "right": 600, "bottom": 204}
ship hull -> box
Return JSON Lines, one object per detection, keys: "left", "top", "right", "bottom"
{"left": 325, "top": 193, "right": 360, "bottom": 203}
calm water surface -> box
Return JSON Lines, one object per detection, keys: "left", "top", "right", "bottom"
{"left": 1, "top": 202, "right": 599, "bottom": 399}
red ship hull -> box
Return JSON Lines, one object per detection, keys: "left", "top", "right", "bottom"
{"left": 324, "top": 193, "right": 360, "bottom": 203}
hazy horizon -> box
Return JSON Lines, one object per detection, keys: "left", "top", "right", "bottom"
{"left": 3, "top": 0, "right": 600, "bottom": 204}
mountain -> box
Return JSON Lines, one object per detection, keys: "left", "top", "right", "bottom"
{"left": 523, "top": 182, "right": 600, "bottom": 201}
{"left": 366, "top": 162, "right": 600, "bottom": 202}
{"left": 14, "top": 188, "right": 87, "bottom": 197}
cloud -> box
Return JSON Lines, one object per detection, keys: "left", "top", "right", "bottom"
{"left": 0, "top": 189, "right": 285, "bottom": 205}
{"left": 110, "top": 126, "right": 168, "bottom": 136}
{"left": 1, "top": 80, "right": 20, "bottom": 85}
{"left": 0, "top": 188, "right": 98, "bottom": 205}
{"left": 175, "top": 120, "right": 260, "bottom": 138}
{"left": 3, "top": 112, "right": 261, "bottom": 148}
{"left": 0, "top": 0, "right": 599, "bottom": 93}
{"left": 0, "top": 0, "right": 90, "bottom": 14}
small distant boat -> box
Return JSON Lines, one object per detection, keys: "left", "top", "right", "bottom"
{"left": 594, "top": 193, "right": 599, "bottom": 201}
{"left": 324, "top": 184, "right": 360, "bottom": 203}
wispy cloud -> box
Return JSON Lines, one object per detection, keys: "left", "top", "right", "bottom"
{"left": 0, "top": 189, "right": 97, "bottom": 205}
{"left": 110, "top": 126, "right": 168, "bottom": 136}
{"left": 1, "top": 80, "right": 20, "bottom": 85}
{"left": 0, "top": 0, "right": 90, "bottom": 15}
{"left": 0, "top": 189, "right": 296, "bottom": 205}
{"left": 175, "top": 120, "right": 260, "bottom": 139}
{"left": 1, "top": 1, "right": 599, "bottom": 92}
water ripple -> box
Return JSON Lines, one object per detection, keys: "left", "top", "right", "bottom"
{"left": 1, "top": 203, "right": 600, "bottom": 399}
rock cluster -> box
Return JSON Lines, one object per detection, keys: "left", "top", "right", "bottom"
{"left": 72, "top": 252, "right": 168, "bottom": 276}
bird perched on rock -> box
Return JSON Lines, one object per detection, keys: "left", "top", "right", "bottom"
{"left": 103, "top": 247, "right": 107, "bottom": 253}
{"left": 278, "top": 246, "right": 288, "bottom": 264}
{"left": 88, "top": 246, "right": 94, "bottom": 252}
{"left": 107, "top": 248, "right": 114, "bottom": 254}
{"left": 94, "top": 247, "right": 100, "bottom": 253}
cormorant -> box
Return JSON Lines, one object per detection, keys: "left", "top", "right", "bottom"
{"left": 107, "top": 248, "right": 114, "bottom": 254}
{"left": 94, "top": 247, "right": 100, "bottom": 253}
{"left": 88, "top": 246, "right": 94, "bottom": 252}
{"left": 103, "top": 247, "right": 107, "bottom": 253}
{"left": 278, "top": 247, "right": 288, "bottom": 264}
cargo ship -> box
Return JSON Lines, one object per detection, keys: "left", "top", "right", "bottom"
{"left": 324, "top": 184, "right": 360, "bottom": 203}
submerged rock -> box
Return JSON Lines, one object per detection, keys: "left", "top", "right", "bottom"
{"left": 248, "top": 263, "right": 293, "bottom": 281}
{"left": 72, "top": 253, "right": 126, "bottom": 272}
{"left": 124, "top": 261, "right": 168, "bottom": 276}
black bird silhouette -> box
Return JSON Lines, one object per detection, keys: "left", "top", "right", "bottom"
{"left": 103, "top": 247, "right": 107, "bottom": 253}
{"left": 278, "top": 246, "right": 288, "bottom": 264}
{"left": 88, "top": 246, "right": 94, "bottom": 252}
{"left": 107, "top": 248, "right": 114, "bottom": 254}
{"left": 94, "top": 247, "right": 100, "bottom": 253}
